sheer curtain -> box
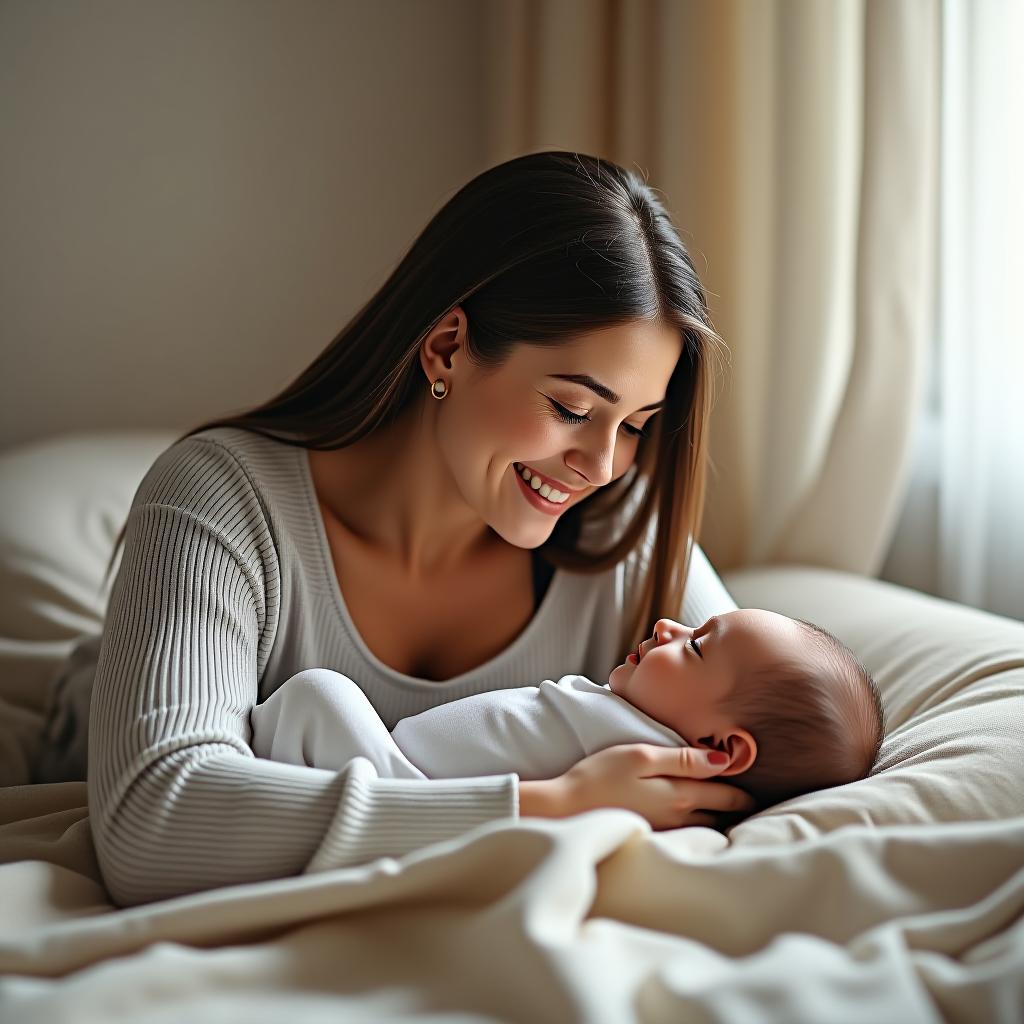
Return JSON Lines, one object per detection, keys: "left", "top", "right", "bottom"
{"left": 933, "top": 0, "right": 1024, "bottom": 620}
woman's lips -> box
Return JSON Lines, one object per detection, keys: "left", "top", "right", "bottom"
{"left": 514, "top": 465, "right": 567, "bottom": 517}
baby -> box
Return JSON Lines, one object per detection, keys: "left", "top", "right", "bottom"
{"left": 250, "top": 608, "right": 886, "bottom": 814}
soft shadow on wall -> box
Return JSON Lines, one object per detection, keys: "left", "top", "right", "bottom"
{"left": 0, "top": 0, "right": 489, "bottom": 452}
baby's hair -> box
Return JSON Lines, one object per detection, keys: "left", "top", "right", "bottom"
{"left": 713, "top": 618, "right": 887, "bottom": 815}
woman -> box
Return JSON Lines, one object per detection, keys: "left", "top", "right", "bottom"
{"left": 41, "top": 151, "right": 755, "bottom": 906}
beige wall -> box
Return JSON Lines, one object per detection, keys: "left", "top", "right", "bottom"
{"left": 0, "top": 0, "right": 486, "bottom": 450}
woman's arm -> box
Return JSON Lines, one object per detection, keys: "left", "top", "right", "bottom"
{"left": 89, "top": 439, "right": 517, "bottom": 906}
{"left": 518, "top": 779, "right": 570, "bottom": 817}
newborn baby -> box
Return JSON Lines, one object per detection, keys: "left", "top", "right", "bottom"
{"left": 250, "top": 608, "right": 886, "bottom": 812}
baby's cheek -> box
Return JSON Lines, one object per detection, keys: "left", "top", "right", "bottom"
{"left": 657, "top": 688, "right": 696, "bottom": 739}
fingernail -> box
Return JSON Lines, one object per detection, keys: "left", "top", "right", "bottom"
{"left": 707, "top": 751, "right": 728, "bottom": 765}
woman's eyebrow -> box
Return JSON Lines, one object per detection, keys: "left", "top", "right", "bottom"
{"left": 546, "top": 373, "right": 664, "bottom": 411}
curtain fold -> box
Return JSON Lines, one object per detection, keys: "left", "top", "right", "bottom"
{"left": 483, "top": 0, "right": 940, "bottom": 577}
{"left": 934, "top": 0, "right": 1024, "bottom": 620}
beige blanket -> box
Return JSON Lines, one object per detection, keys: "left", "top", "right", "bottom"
{"left": 1, "top": 781, "right": 1022, "bottom": 1022}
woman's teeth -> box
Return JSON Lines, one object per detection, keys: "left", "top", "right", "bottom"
{"left": 514, "top": 463, "right": 570, "bottom": 504}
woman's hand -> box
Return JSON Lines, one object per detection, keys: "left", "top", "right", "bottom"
{"left": 521, "top": 743, "right": 756, "bottom": 830}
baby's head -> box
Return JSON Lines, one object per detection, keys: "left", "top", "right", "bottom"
{"left": 608, "top": 609, "right": 886, "bottom": 814}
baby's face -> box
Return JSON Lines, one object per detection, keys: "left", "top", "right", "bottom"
{"left": 608, "top": 608, "right": 814, "bottom": 753}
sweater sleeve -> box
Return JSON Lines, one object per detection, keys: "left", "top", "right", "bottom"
{"left": 87, "top": 437, "right": 517, "bottom": 907}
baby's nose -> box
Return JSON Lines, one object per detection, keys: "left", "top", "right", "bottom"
{"left": 652, "top": 616, "right": 685, "bottom": 636}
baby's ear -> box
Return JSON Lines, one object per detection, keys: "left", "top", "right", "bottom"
{"left": 714, "top": 729, "right": 757, "bottom": 776}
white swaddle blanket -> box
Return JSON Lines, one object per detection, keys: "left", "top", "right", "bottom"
{"left": 250, "top": 669, "right": 688, "bottom": 781}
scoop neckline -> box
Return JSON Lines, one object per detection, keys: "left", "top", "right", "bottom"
{"left": 298, "top": 446, "right": 566, "bottom": 691}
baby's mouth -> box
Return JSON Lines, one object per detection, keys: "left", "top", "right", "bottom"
{"left": 628, "top": 631, "right": 659, "bottom": 665}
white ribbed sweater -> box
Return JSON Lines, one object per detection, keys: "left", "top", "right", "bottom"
{"left": 83, "top": 426, "right": 737, "bottom": 905}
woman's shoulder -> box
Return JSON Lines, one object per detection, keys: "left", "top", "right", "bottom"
{"left": 137, "top": 426, "right": 297, "bottom": 508}
{"left": 128, "top": 426, "right": 299, "bottom": 562}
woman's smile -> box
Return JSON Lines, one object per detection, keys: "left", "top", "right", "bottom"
{"left": 513, "top": 462, "right": 575, "bottom": 502}
{"left": 513, "top": 462, "right": 572, "bottom": 515}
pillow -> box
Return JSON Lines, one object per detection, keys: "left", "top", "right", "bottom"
{"left": 721, "top": 565, "right": 1024, "bottom": 842}
{"left": 0, "top": 430, "right": 179, "bottom": 785}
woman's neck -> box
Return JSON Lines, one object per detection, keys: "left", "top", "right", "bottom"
{"left": 307, "top": 405, "right": 502, "bottom": 579}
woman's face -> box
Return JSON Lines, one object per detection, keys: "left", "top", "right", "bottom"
{"left": 436, "top": 319, "right": 683, "bottom": 549}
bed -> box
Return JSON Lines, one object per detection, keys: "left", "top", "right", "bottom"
{"left": 1, "top": 430, "right": 1022, "bottom": 1022}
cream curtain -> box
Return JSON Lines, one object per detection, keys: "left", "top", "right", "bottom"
{"left": 934, "top": 0, "right": 1024, "bottom": 620}
{"left": 482, "top": 0, "right": 940, "bottom": 575}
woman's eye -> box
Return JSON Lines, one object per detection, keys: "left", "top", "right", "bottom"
{"left": 688, "top": 638, "right": 702, "bottom": 659}
{"left": 549, "top": 399, "right": 589, "bottom": 425}
{"left": 548, "top": 399, "right": 650, "bottom": 438}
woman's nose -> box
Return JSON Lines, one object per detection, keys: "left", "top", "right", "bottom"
{"left": 565, "top": 434, "right": 622, "bottom": 487}
{"left": 565, "top": 456, "right": 612, "bottom": 489}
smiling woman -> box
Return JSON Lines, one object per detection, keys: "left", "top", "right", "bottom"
{"left": 101, "top": 152, "right": 727, "bottom": 664}
{"left": 64, "top": 151, "right": 743, "bottom": 906}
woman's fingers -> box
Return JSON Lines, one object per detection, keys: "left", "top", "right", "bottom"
{"left": 680, "top": 778, "right": 755, "bottom": 813}
{"left": 636, "top": 744, "right": 731, "bottom": 779}
{"left": 635, "top": 745, "right": 756, "bottom": 812}
{"left": 556, "top": 743, "right": 757, "bottom": 831}
{"left": 682, "top": 811, "right": 719, "bottom": 828}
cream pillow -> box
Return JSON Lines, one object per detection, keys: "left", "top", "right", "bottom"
{"left": 0, "top": 430, "right": 179, "bottom": 785}
{"left": 722, "top": 565, "right": 1024, "bottom": 843}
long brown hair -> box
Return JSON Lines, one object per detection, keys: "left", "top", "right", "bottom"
{"left": 102, "top": 151, "right": 728, "bottom": 660}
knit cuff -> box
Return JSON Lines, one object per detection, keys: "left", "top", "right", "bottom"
{"left": 305, "top": 756, "right": 520, "bottom": 874}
